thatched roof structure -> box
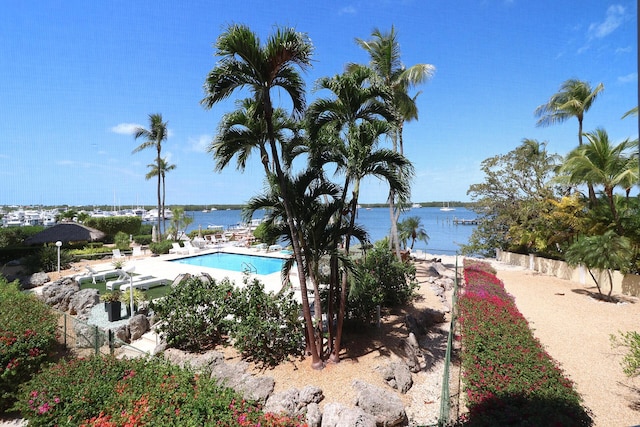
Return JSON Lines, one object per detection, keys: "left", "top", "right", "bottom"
{"left": 23, "top": 223, "right": 106, "bottom": 245}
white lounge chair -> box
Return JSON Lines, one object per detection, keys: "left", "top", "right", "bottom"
{"left": 268, "top": 244, "right": 283, "bottom": 252}
{"left": 112, "top": 249, "right": 126, "bottom": 260}
{"left": 120, "top": 276, "right": 168, "bottom": 291}
{"left": 106, "top": 274, "right": 153, "bottom": 291}
{"left": 76, "top": 266, "right": 122, "bottom": 284}
{"left": 131, "top": 246, "right": 143, "bottom": 257}
{"left": 183, "top": 241, "right": 200, "bottom": 254}
{"left": 169, "top": 242, "right": 188, "bottom": 255}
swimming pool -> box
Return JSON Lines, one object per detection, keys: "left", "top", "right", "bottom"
{"left": 171, "top": 252, "right": 285, "bottom": 275}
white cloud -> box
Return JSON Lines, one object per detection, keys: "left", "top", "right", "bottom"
{"left": 188, "top": 135, "right": 212, "bottom": 153}
{"left": 588, "top": 5, "right": 627, "bottom": 39}
{"left": 110, "top": 123, "right": 141, "bottom": 135}
{"left": 615, "top": 46, "right": 632, "bottom": 54}
{"left": 339, "top": 6, "right": 356, "bottom": 15}
{"left": 617, "top": 72, "right": 638, "bottom": 84}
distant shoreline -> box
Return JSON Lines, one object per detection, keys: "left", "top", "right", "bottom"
{"left": 1, "top": 202, "right": 477, "bottom": 212}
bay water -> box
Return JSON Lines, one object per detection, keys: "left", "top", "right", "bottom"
{"left": 183, "top": 207, "right": 477, "bottom": 255}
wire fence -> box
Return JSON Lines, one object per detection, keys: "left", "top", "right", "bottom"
{"left": 436, "top": 255, "right": 462, "bottom": 426}
{"left": 54, "top": 308, "right": 151, "bottom": 359}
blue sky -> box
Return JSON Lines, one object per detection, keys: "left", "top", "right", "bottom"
{"left": 0, "top": 1, "right": 637, "bottom": 207}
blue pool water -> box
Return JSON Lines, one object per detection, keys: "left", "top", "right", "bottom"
{"left": 171, "top": 252, "right": 285, "bottom": 275}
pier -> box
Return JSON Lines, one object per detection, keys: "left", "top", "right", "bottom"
{"left": 453, "top": 218, "right": 478, "bottom": 225}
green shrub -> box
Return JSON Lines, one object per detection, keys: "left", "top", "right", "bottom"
{"left": 348, "top": 244, "right": 417, "bottom": 324}
{"left": 0, "top": 226, "right": 44, "bottom": 248}
{"left": 83, "top": 216, "right": 141, "bottom": 242}
{"left": 133, "top": 234, "right": 152, "bottom": 245}
{"left": 15, "top": 355, "right": 305, "bottom": 426}
{"left": 231, "top": 279, "right": 304, "bottom": 367}
{"left": 0, "top": 278, "right": 58, "bottom": 412}
{"left": 149, "top": 240, "right": 173, "bottom": 255}
{"left": 150, "top": 277, "right": 236, "bottom": 351}
{"left": 23, "top": 246, "right": 74, "bottom": 274}
{"left": 611, "top": 330, "right": 640, "bottom": 377}
{"left": 114, "top": 231, "right": 130, "bottom": 251}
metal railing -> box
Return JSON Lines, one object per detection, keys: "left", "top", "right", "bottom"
{"left": 437, "top": 255, "right": 461, "bottom": 426}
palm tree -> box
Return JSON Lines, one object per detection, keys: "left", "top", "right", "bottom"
{"left": 398, "top": 216, "right": 429, "bottom": 250}
{"left": 200, "top": 24, "right": 323, "bottom": 369}
{"left": 210, "top": 98, "right": 300, "bottom": 176}
{"left": 133, "top": 113, "right": 168, "bottom": 239}
{"left": 535, "top": 79, "right": 604, "bottom": 203}
{"left": 350, "top": 26, "right": 435, "bottom": 259}
{"left": 308, "top": 69, "right": 413, "bottom": 362}
{"left": 560, "top": 128, "right": 637, "bottom": 232}
{"left": 145, "top": 158, "right": 176, "bottom": 235}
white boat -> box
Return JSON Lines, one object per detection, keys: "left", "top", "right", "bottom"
{"left": 440, "top": 202, "right": 455, "bottom": 212}
{"left": 411, "top": 203, "right": 422, "bottom": 209}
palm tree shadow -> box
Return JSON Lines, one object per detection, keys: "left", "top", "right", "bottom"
{"left": 340, "top": 304, "right": 449, "bottom": 370}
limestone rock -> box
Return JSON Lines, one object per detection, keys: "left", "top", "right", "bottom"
{"left": 114, "top": 325, "right": 130, "bottom": 344}
{"left": 377, "top": 361, "right": 413, "bottom": 394}
{"left": 163, "top": 349, "right": 225, "bottom": 370}
{"left": 321, "top": 402, "right": 376, "bottom": 427}
{"left": 305, "top": 402, "right": 322, "bottom": 427}
{"left": 68, "top": 288, "right": 99, "bottom": 316}
{"left": 128, "top": 314, "right": 149, "bottom": 341}
{"left": 21, "top": 271, "right": 50, "bottom": 289}
{"left": 41, "top": 279, "right": 80, "bottom": 312}
{"left": 352, "top": 380, "right": 406, "bottom": 426}
{"left": 399, "top": 335, "right": 422, "bottom": 373}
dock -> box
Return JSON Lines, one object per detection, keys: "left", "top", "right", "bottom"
{"left": 453, "top": 218, "right": 478, "bottom": 225}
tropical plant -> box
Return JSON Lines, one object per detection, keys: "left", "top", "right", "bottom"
{"left": 201, "top": 24, "right": 322, "bottom": 368}
{"left": 230, "top": 279, "right": 304, "bottom": 367}
{"left": 133, "top": 113, "right": 169, "bottom": 239}
{"left": 398, "top": 215, "right": 429, "bottom": 250}
{"left": 149, "top": 276, "right": 236, "bottom": 352}
{"left": 100, "top": 290, "right": 121, "bottom": 303}
{"left": 0, "top": 278, "right": 58, "bottom": 412}
{"left": 558, "top": 128, "right": 638, "bottom": 233}
{"left": 611, "top": 330, "right": 640, "bottom": 377}
{"left": 23, "top": 245, "right": 74, "bottom": 274}
{"left": 145, "top": 157, "right": 176, "bottom": 234}
{"left": 535, "top": 79, "right": 604, "bottom": 203}
{"left": 349, "top": 243, "right": 417, "bottom": 324}
{"left": 166, "top": 207, "right": 194, "bottom": 241}
{"left": 350, "top": 26, "right": 435, "bottom": 258}
{"left": 463, "top": 139, "right": 562, "bottom": 257}
{"left": 113, "top": 231, "right": 130, "bottom": 251}
{"left": 307, "top": 68, "right": 413, "bottom": 362}
{"left": 564, "top": 230, "right": 634, "bottom": 300}
{"left": 15, "top": 355, "right": 305, "bottom": 426}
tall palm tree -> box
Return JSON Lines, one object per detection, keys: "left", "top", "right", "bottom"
{"left": 350, "top": 26, "right": 435, "bottom": 259}
{"left": 308, "top": 69, "right": 414, "bottom": 361}
{"left": 200, "top": 24, "right": 323, "bottom": 369}
{"left": 560, "top": 128, "right": 637, "bottom": 232}
{"left": 210, "top": 98, "right": 300, "bottom": 176}
{"left": 535, "top": 79, "right": 604, "bottom": 203}
{"left": 145, "top": 158, "right": 176, "bottom": 235}
{"left": 133, "top": 113, "right": 168, "bottom": 239}
{"left": 398, "top": 216, "right": 429, "bottom": 250}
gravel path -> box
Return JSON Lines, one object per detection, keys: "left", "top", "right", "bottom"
{"left": 496, "top": 266, "right": 640, "bottom": 427}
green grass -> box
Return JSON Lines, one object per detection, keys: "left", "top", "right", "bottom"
{"left": 80, "top": 276, "right": 171, "bottom": 301}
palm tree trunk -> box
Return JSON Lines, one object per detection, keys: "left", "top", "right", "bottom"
{"left": 264, "top": 103, "right": 323, "bottom": 370}
{"left": 579, "top": 118, "right": 597, "bottom": 205}
{"left": 331, "top": 188, "right": 360, "bottom": 363}
{"left": 156, "top": 151, "right": 162, "bottom": 239}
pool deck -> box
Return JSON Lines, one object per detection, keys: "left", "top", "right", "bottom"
{"left": 85, "top": 245, "right": 297, "bottom": 297}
